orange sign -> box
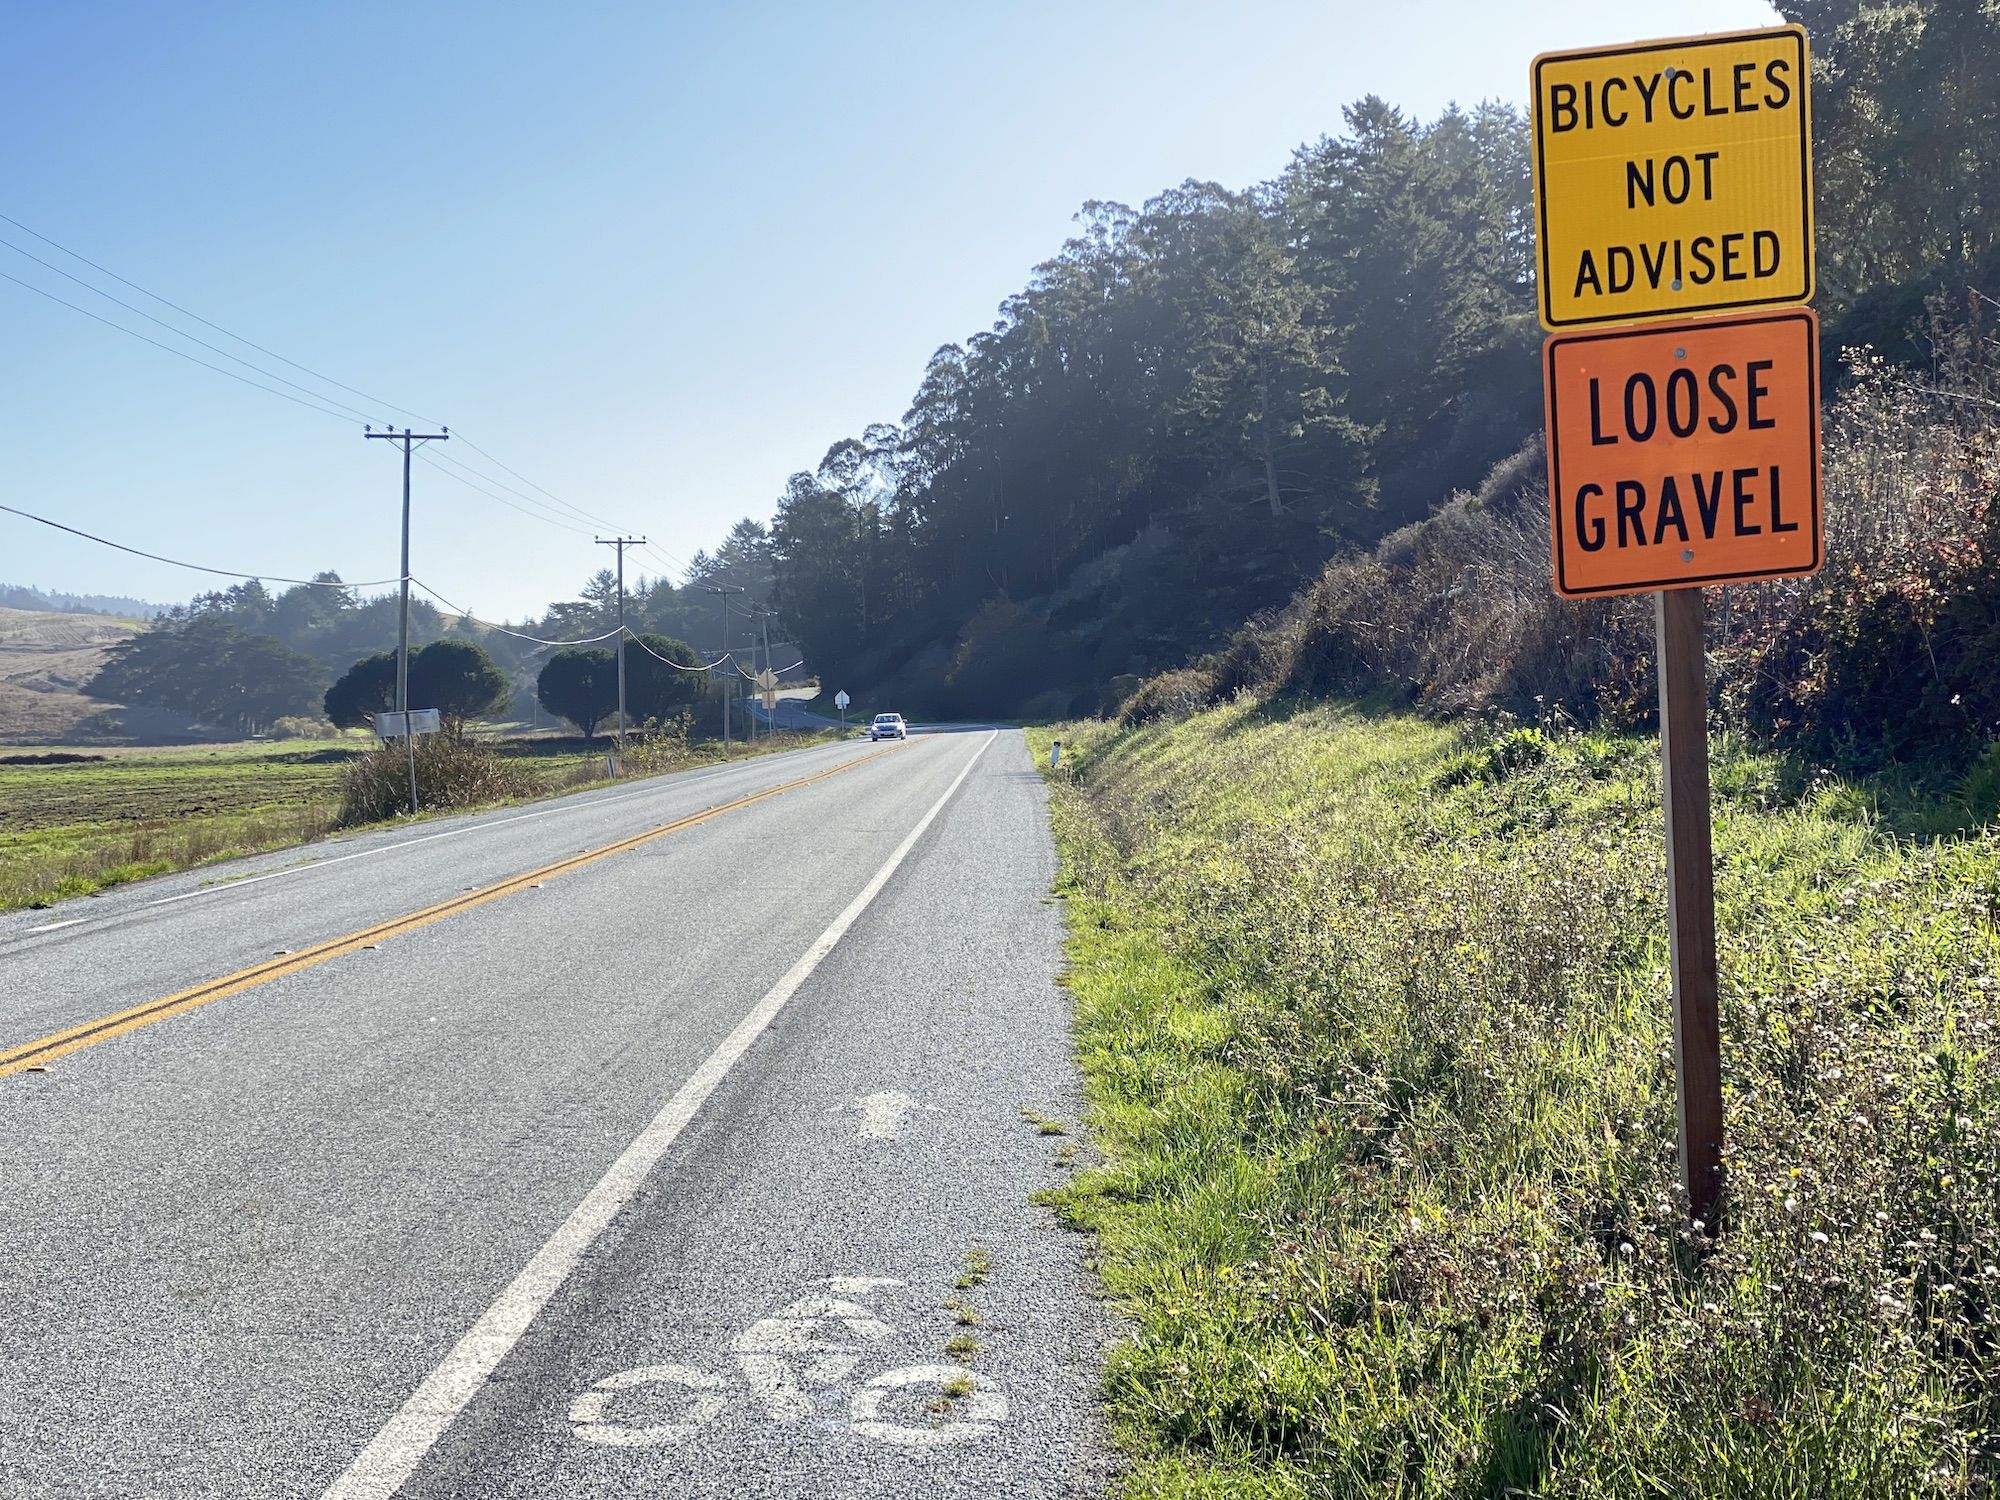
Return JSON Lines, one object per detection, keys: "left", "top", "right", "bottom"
{"left": 1544, "top": 309, "right": 1821, "bottom": 597}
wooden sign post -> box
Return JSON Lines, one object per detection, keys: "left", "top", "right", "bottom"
{"left": 1656, "top": 586, "right": 1724, "bottom": 1219}
{"left": 1531, "top": 25, "right": 1820, "bottom": 1229}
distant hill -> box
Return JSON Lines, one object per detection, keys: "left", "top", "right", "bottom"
{"left": 0, "top": 607, "right": 192, "bottom": 744}
{"left": 0, "top": 584, "right": 164, "bottom": 619}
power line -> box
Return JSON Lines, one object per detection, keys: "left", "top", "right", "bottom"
{"left": 0, "top": 501, "right": 402, "bottom": 587}
{"left": 0, "top": 209, "right": 691, "bottom": 594}
{"left": 0, "top": 267, "right": 361, "bottom": 423}
{"left": 414, "top": 450, "right": 594, "bottom": 536}
{"left": 3, "top": 488, "right": 754, "bottom": 664}
{"left": 0, "top": 212, "right": 642, "bottom": 538}
{"left": 406, "top": 577, "right": 628, "bottom": 648}
{"left": 416, "top": 444, "right": 665, "bottom": 545}
{"left": 0, "top": 209, "right": 438, "bottom": 428}
{"left": 731, "top": 655, "right": 807, "bottom": 679}
{"left": 448, "top": 431, "right": 650, "bottom": 539}
{"left": 420, "top": 443, "right": 690, "bottom": 563}
{"left": 429, "top": 433, "right": 693, "bottom": 576}
{"left": 622, "top": 629, "right": 729, "bottom": 670}
{"left": 423, "top": 445, "right": 593, "bottom": 521}
{"left": 406, "top": 576, "right": 757, "bottom": 666}
{"left": 0, "top": 233, "right": 380, "bottom": 424}
{"left": 642, "top": 542, "right": 696, "bottom": 578}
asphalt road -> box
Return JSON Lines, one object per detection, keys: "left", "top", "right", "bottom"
{"left": 0, "top": 730, "right": 1111, "bottom": 1498}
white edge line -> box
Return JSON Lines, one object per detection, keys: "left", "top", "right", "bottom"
{"left": 317, "top": 728, "right": 998, "bottom": 1500}
{"left": 24, "top": 918, "right": 86, "bottom": 934}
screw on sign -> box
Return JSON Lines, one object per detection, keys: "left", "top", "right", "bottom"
{"left": 1530, "top": 23, "right": 1818, "bottom": 1234}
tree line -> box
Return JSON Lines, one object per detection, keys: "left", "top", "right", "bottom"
{"left": 88, "top": 594, "right": 709, "bottom": 739}
{"left": 0, "top": 583, "right": 162, "bottom": 618}
{"left": 79, "top": 516, "right": 768, "bottom": 737}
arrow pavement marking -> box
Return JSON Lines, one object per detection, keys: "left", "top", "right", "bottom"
{"left": 319, "top": 730, "right": 998, "bottom": 1500}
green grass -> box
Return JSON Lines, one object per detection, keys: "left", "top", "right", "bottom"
{"left": 947, "top": 1298, "right": 982, "bottom": 1328}
{"left": 955, "top": 1247, "right": 994, "bottom": 1291}
{"left": 1031, "top": 702, "right": 2000, "bottom": 1498}
{"left": 0, "top": 741, "right": 367, "bottom": 909}
{"left": 0, "top": 728, "right": 841, "bottom": 912}
{"left": 1021, "top": 1105, "right": 1070, "bottom": 1136}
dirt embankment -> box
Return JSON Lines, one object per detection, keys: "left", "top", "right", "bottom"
{"left": 0, "top": 607, "right": 190, "bottom": 744}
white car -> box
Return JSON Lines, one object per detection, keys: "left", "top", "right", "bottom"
{"left": 869, "top": 713, "right": 908, "bottom": 741}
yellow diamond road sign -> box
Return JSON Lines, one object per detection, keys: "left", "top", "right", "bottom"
{"left": 1532, "top": 25, "right": 1813, "bottom": 330}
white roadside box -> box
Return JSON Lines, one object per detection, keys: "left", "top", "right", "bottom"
{"left": 373, "top": 708, "right": 442, "bottom": 739}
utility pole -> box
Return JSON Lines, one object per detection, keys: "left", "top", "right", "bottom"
{"left": 695, "top": 583, "right": 745, "bottom": 755}
{"left": 595, "top": 536, "right": 647, "bottom": 753}
{"left": 364, "top": 424, "right": 448, "bottom": 816}
{"left": 760, "top": 609, "right": 773, "bottom": 738}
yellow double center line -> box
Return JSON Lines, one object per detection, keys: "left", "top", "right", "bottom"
{"left": 0, "top": 746, "right": 897, "bottom": 1080}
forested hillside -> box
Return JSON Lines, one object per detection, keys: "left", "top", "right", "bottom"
{"left": 1017, "top": 15, "right": 2000, "bottom": 1489}
{"left": 769, "top": 98, "right": 1540, "bottom": 716}
{"left": 1111, "top": 0, "right": 2000, "bottom": 772}
{"left": 0, "top": 584, "right": 162, "bottom": 619}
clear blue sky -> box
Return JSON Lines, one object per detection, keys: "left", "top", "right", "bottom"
{"left": 3, "top": 0, "right": 1778, "bottom": 620}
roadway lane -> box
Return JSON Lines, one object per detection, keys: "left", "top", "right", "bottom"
{"left": 0, "top": 730, "right": 1108, "bottom": 1498}
{"left": 0, "top": 736, "right": 893, "bottom": 1052}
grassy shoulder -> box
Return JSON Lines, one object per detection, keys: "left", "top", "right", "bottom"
{"left": 0, "top": 727, "right": 841, "bottom": 911}
{"left": 1031, "top": 703, "right": 2000, "bottom": 1498}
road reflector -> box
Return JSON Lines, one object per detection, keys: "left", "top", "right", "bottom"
{"left": 1544, "top": 307, "right": 1821, "bottom": 598}
{"left": 1532, "top": 25, "right": 1812, "bottom": 329}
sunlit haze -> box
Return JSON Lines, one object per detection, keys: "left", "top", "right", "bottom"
{"left": 5, "top": 0, "right": 1776, "bottom": 618}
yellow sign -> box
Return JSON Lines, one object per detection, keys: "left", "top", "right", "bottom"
{"left": 1532, "top": 25, "right": 1812, "bottom": 330}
